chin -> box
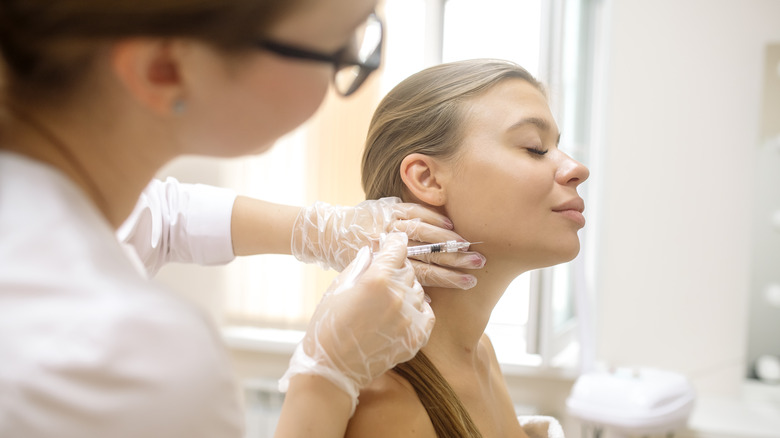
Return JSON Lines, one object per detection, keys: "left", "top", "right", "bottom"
{"left": 559, "top": 247, "right": 581, "bottom": 266}
{"left": 534, "top": 241, "right": 582, "bottom": 269}
{"left": 186, "top": 136, "right": 276, "bottom": 158}
{"left": 250, "top": 140, "right": 276, "bottom": 156}
{"left": 560, "top": 238, "right": 582, "bottom": 260}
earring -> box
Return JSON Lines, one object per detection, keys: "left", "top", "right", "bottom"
{"left": 172, "top": 99, "right": 186, "bottom": 114}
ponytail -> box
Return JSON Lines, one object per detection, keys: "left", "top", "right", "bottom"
{"left": 393, "top": 351, "right": 483, "bottom": 438}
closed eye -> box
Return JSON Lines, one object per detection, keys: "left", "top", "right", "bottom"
{"left": 527, "top": 147, "right": 549, "bottom": 156}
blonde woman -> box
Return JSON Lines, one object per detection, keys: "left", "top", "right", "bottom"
{"left": 346, "top": 59, "right": 588, "bottom": 437}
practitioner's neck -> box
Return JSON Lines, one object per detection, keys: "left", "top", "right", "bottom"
{"left": 0, "top": 98, "right": 176, "bottom": 229}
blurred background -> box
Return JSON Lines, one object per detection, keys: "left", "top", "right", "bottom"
{"left": 154, "top": 0, "right": 780, "bottom": 436}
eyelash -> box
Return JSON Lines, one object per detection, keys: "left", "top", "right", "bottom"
{"left": 527, "top": 147, "right": 549, "bottom": 156}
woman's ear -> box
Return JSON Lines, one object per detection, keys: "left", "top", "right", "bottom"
{"left": 111, "top": 39, "right": 184, "bottom": 115}
{"left": 400, "top": 153, "right": 448, "bottom": 207}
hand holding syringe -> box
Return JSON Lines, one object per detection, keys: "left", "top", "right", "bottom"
{"left": 373, "top": 239, "right": 478, "bottom": 258}
{"left": 404, "top": 240, "right": 481, "bottom": 302}
{"left": 376, "top": 239, "right": 483, "bottom": 290}
{"left": 292, "top": 197, "right": 482, "bottom": 290}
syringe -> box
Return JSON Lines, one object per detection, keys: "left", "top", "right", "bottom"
{"left": 406, "top": 240, "right": 474, "bottom": 257}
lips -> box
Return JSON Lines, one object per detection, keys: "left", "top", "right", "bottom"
{"left": 552, "top": 198, "right": 585, "bottom": 213}
{"left": 552, "top": 198, "right": 586, "bottom": 227}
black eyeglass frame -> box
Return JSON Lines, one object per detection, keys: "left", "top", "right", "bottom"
{"left": 256, "top": 13, "right": 383, "bottom": 97}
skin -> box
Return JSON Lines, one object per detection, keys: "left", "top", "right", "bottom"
{"left": 345, "top": 79, "right": 589, "bottom": 437}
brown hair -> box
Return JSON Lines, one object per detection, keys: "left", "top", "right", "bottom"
{"left": 361, "top": 58, "right": 544, "bottom": 201}
{"left": 394, "top": 352, "right": 482, "bottom": 438}
{"left": 362, "top": 59, "right": 544, "bottom": 437}
{"left": 0, "top": 0, "right": 302, "bottom": 104}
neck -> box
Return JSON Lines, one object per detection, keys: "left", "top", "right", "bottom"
{"left": 422, "top": 256, "right": 527, "bottom": 364}
{"left": 0, "top": 102, "right": 175, "bottom": 229}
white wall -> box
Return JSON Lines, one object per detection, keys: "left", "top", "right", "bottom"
{"left": 593, "top": 0, "right": 780, "bottom": 397}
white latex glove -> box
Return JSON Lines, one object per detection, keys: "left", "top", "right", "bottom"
{"left": 291, "top": 197, "right": 483, "bottom": 290}
{"left": 279, "top": 233, "right": 434, "bottom": 416}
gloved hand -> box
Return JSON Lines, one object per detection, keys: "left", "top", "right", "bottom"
{"left": 279, "top": 233, "right": 434, "bottom": 416}
{"left": 291, "top": 197, "right": 483, "bottom": 290}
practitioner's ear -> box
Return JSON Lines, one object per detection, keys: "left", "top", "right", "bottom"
{"left": 111, "top": 39, "right": 185, "bottom": 115}
{"left": 400, "top": 153, "right": 448, "bottom": 207}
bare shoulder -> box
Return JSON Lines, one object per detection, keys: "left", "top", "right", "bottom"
{"left": 345, "top": 370, "right": 436, "bottom": 438}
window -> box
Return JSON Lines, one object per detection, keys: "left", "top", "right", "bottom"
{"left": 221, "top": 0, "right": 601, "bottom": 372}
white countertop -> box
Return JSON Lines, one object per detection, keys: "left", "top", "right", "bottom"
{"left": 686, "top": 381, "right": 780, "bottom": 438}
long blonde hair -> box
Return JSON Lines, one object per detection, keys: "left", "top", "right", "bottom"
{"left": 362, "top": 59, "right": 544, "bottom": 437}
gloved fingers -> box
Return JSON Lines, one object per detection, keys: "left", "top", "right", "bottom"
{"left": 405, "top": 274, "right": 426, "bottom": 311}
{"left": 391, "top": 219, "right": 466, "bottom": 246}
{"left": 400, "top": 259, "right": 419, "bottom": 292}
{"left": 329, "top": 246, "right": 373, "bottom": 295}
{"left": 410, "top": 259, "right": 478, "bottom": 290}
{"left": 372, "top": 235, "right": 421, "bottom": 305}
{"left": 371, "top": 232, "right": 409, "bottom": 269}
{"left": 391, "top": 201, "right": 455, "bottom": 230}
{"left": 418, "top": 299, "right": 435, "bottom": 337}
{"left": 398, "top": 283, "right": 435, "bottom": 353}
{"left": 356, "top": 197, "right": 402, "bottom": 229}
{"left": 409, "top": 250, "right": 486, "bottom": 270}
{"left": 361, "top": 196, "right": 402, "bottom": 210}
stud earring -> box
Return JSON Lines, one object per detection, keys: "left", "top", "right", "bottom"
{"left": 172, "top": 99, "right": 186, "bottom": 114}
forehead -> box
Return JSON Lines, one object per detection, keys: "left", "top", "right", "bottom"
{"left": 461, "top": 79, "right": 557, "bottom": 138}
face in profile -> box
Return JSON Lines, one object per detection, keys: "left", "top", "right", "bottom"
{"left": 438, "top": 78, "right": 589, "bottom": 271}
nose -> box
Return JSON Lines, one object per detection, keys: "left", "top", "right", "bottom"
{"left": 555, "top": 151, "right": 590, "bottom": 187}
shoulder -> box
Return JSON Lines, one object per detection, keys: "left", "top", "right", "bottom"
{"left": 346, "top": 369, "right": 436, "bottom": 438}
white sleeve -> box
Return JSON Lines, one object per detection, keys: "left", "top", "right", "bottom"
{"left": 117, "top": 177, "right": 238, "bottom": 276}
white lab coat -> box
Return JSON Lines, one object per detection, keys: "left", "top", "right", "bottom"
{"left": 117, "top": 177, "right": 238, "bottom": 276}
{"left": 0, "top": 152, "right": 244, "bottom": 437}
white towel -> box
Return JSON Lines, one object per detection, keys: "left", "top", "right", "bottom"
{"left": 518, "top": 415, "right": 565, "bottom": 438}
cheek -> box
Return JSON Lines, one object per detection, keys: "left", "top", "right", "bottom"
{"left": 243, "top": 61, "right": 331, "bottom": 148}
{"left": 444, "top": 158, "right": 552, "bottom": 251}
{"left": 190, "top": 60, "right": 332, "bottom": 157}
{"left": 257, "top": 62, "right": 331, "bottom": 132}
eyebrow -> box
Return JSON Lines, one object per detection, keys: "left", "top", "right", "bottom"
{"left": 508, "top": 117, "right": 561, "bottom": 145}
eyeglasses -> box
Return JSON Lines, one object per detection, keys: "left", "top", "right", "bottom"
{"left": 257, "top": 13, "right": 383, "bottom": 97}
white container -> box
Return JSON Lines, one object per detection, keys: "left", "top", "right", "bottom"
{"left": 566, "top": 367, "right": 696, "bottom": 436}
